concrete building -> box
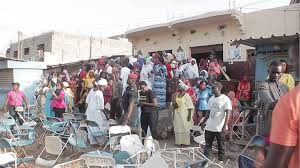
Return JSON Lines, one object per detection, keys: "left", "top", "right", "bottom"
{"left": 6, "top": 31, "right": 132, "bottom": 65}
{"left": 0, "top": 57, "right": 47, "bottom": 106}
{"left": 125, "top": 3, "right": 300, "bottom": 80}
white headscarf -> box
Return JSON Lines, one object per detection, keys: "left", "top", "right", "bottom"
{"left": 97, "top": 78, "right": 107, "bottom": 86}
{"left": 187, "top": 58, "right": 199, "bottom": 79}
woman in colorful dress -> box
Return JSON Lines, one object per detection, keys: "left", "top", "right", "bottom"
{"left": 279, "top": 60, "right": 295, "bottom": 90}
{"left": 35, "top": 79, "right": 49, "bottom": 115}
{"left": 153, "top": 56, "right": 167, "bottom": 109}
{"left": 50, "top": 82, "right": 66, "bottom": 118}
{"left": 173, "top": 81, "right": 194, "bottom": 145}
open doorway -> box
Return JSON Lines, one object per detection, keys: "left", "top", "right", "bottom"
{"left": 190, "top": 44, "right": 223, "bottom": 62}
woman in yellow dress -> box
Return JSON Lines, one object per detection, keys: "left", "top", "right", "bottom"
{"left": 173, "top": 81, "right": 194, "bottom": 146}
{"left": 280, "top": 60, "right": 295, "bottom": 90}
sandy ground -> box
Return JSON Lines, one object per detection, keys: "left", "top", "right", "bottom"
{"left": 5, "top": 107, "right": 254, "bottom": 167}
{"left": 12, "top": 122, "right": 252, "bottom": 168}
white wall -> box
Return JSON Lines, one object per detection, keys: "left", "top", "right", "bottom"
{"left": 128, "top": 4, "right": 300, "bottom": 62}
{"left": 131, "top": 19, "right": 251, "bottom": 62}
{"left": 13, "top": 69, "right": 44, "bottom": 104}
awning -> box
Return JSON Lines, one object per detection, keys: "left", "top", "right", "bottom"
{"left": 231, "top": 34, "right": 299, "bottom": 47}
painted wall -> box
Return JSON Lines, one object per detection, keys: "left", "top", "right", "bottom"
{"left": 130, "top": 19, "right": 251, "bottom": 62}
{"left": 13, "top": 69, "right": 43, "bottom": 105}
{"left": 127, "top": 4, "right": 300, "bottom": 62}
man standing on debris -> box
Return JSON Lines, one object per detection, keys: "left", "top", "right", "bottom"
{"left": 264, "top": 38, "right": 299, "bottom": 168}
{"left": 3, "top": 82, "right": 30, "bottom": 125}
{"left": 121, "top": 73, "right": 141, "bottom": 136}
{"left": 139, "top": 81, "right": 158, "bottom": 138}
{"left": 256, "top": 61, "right": 288, "bottom": 137}
{"left": 201, "top": 82, "right": 231, "bottom": 163}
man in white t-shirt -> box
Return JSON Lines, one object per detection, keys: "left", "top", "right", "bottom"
{"left": 201, "top": 82, "right": 232, "bottom": 163}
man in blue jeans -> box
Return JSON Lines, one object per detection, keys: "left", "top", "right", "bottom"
{"left": 139, "top": 81, "right": 158, "bottom": 138}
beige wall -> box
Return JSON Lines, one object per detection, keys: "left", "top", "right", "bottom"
{"left": 130, "top": 19, "right": 250, "bottom": 62}
{"left": 244, "top": 4, "right": 300, "bottom": 38}
{"left": 128, "top": 4, "right": 300, "bottom": 62}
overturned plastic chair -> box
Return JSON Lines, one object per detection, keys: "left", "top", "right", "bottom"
{"left": 0, "top": 137, "right": 33, "bottom": 167}
{"left": 103, "top": 125, "right": 131, "bottom": 151}
{"left": 35, "top": 135, "right": 70, "bottom": 166}
{"left": 0, "top": 152, "right": 17, "bottom": 168}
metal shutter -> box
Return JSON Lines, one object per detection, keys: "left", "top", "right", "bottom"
{"left": 0, "top": 69, "right": 13, "bottom": 90}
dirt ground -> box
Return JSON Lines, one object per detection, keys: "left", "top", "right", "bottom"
{"left": 7, "top": 107, "right": 254, "bottom": 168}
{"left": 14, "top": 122, "right": 252, "bottom": 168}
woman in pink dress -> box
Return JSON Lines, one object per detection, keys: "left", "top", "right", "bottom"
{"left": 208, "top": 58, "right": 221, "bottom": 80}
{"left": 51, "top": 82, "right": 66, "bottom": 118}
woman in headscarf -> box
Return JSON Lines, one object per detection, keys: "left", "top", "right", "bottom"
{"left": 187, "top": 58, "right": 199, "bottom": 79}
{"left": 63, "top": 82, "right": 74, "bottom": 113}
{"left": 35, "top": 79, "right": 49, "bottom": 115}
{"left": 140, "top": 56, "right": 154, "bottom": 89}
{"left": 76, "top": 70, "right": 95, "bottom": 112}
{"left": 153, "top": 56, "right": 168, "bottom": 109}
{"left": 173, "top": 81, "right": 194, "bottom": 145}
{"left": 227, "top": 91, "right": 242, "bottom": 132}
{"left": 199, "top": 58, "right": 208, "bottom": 71}
{"left": 84, "top": 70, "right": 96, "bottom": 89}
{"left": 279, "top": 60, "right": 295, "bottom": 90}
{"left": 182, "top": 79, "right": 198, "bottom": 105}
{"left": 50, "top": 82, "right": 66, "bottom": 118}
{"left": 85, "top": 79, "right": 109, "bottom": 145}
{"left": 45, "top": 77, "right": 57, "bottom": 117}
{"left": 62, "top": 70, "right": 71, "bottom": 82}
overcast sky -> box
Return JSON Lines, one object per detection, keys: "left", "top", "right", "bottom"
{"left": 0, "top": 0, "right": 290, "bottom": 53}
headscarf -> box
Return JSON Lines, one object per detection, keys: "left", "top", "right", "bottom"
{"left": 183, "top": 79, "right": 198, "bottom": 105}
{"left": 145, "top": 56, "right": 153, "bottom": 64}
{"left": 187, "top": 58, "right": 199, "bottom": 79}
{"left": 63, "top": 70, "right": 71, "bottom": 82}
{"left": 178, "top": 80, "right": 189, "bottom": 91}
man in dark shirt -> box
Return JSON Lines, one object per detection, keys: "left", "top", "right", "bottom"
{"left": 121, "top": 73, "right": 140, "bottom": 135}
{"left": 139, "top": 81, "right": 158, "bottom": 138}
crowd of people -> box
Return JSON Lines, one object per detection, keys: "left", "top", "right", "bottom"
{"left": 1, "top": 43, "right": 298, "bottom": 166}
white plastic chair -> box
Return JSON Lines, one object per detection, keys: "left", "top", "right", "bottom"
{"left": 190, "top": 118, "right": 204, "bottom": 139}
{"left": 103, "top": 125, "right": 131, "bottom": 151}
{"left": 0, "top": 152, "right": 17, "bottom": 168}
{"left": 35, "top": 135, "right": 70, "bottom": 166}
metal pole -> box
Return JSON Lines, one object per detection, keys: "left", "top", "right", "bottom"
{"left": 17, "top": 31, "right": 21, "bottom": 59}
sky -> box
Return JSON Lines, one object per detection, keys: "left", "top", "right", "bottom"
{"left": 0, "top": 0, "right": 291, "bottom": 54}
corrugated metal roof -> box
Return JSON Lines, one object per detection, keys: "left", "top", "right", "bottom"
{"left": 230, "top": 34, "right": 299, "bottom": 47}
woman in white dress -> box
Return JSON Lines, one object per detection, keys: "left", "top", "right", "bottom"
{"left": 85, "top": 79, "right": 109, "bottom": 145}
{"left": 140, "top": 56, "right": 154, "bottom": 89}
